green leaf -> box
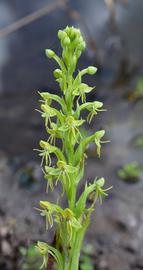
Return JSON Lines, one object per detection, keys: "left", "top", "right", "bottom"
{"left": 75, "top": 181, "right": 97, "bottom": 218}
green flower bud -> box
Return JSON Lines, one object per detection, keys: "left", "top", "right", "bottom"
{"left": 45, "top": 49, "right": 55, "bottom": 58}
{"left": 81, "top": 41, "right": 86, "bottom": 50}
{"left": 77, "top": 42, "right": 85, "bottom": 51}
{"left": 72, "top": 37, "right": 79, "bottom": 46}
{"left": 57, "top": 160, "right": 66, "bottom": 169}
{"left": 58, "top": 30, "right": 67, "bottom": 41}
{"left": 40, "top": 140, "right": 49, "bottom": 149}
{"left": 40, "top": 200, "right": 50, "bottom": 209}
{"left": 58, "top": 30, "right": 63, "bottom": 39}
{"left": 63, "top": 36, "right": 70, "bottom": 46}
{"left": 53, "top": 69, "right": 62, "bottom": 78}
{"left": 39, "top": 92, "right": 50, "bottom": 99}
{"left": 70, "top": 30, "right": 76, "bottom": 41}
{"left": 96, "top": 130, "right": 105, "bottom": 139}
{"left": 87, "top": 66, "right": 98, "bottom": 75}
{"left": 96, "top": 177, "right": 105, "bottom": 187}
{"left": 74, "top": 29, "right": 81, "bottom": 37}
{"left": 65, "top": 26, "right": 72, "bottom": 36}
{"left": 78, "top": 36, "right": 84, "bottom": 43}
{"left": 37, "top": 241, "right": 48, "bottom": 256}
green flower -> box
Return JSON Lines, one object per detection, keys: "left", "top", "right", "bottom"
{"left": 36, "top": 140, "right": 65, "bottom": 167}
{"left": 94, "top": 130, "right": 107, "bottom": 157}
{"left": 59, "top": 116, "right": 85, "bottom": 145}
{"left": 87, "top": 102, "right": 105, "bottom": 123}
{"left": 37, "top": 202, "right": 81, "bottom": 242}
{"left": 36, "top": 241, "right": 63, "bottom": 270}
{"left": 37, "top": 201, "right": 62, "bottom": 230}
{"left": 45, "top": 160, "right": 77, "bottom": 190}
{"left": 47, "top": 122, "right": 61, "bottom": 145}
{"left": 79, "top": 101, "right": 105, "bottom": 122}
{"left": 56, "top": 208, "right": 82, "bottom": 241}
{"left": 36, "top": 241, "right": 48, "bottom": 269}
{"left": 40, "top": 201, "right": 62, "bottom": 213}
{"left": 37, "top": 205, "right": 53, "bottom": 231}
{"left": 76, "top": 178, "right": 112, "bottom": 218}
{"left": 94, "top": 178, "right": 112, "bottom": 204}
{"left": 44, "top": 174, "right": 54, "bottom": 192}
{"left": 40, "top": 103, "right": 56, "bottom": 127}
{"left": 39, "top": 91, "right": 66, "bottom": 113}
{"left": 35, "top": 26, "right": 110, "bottom": 270}
{"left": 73, "top": 83, "right": 94, "bottom": 103}
{"left": 72, "top": 70, "right": 95, "bottom": 102}
{"left": 35, "top": 140, "right": 53, "bottom": 166}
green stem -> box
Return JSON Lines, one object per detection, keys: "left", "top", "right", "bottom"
{"left": 68, "top": 218, "right": 90, "bottom": 270}
{"left": 68, "top": 182, "right": 76, "bottom": 211}
{"left": 70, "top": 231, "right": 83, "bottom": 270}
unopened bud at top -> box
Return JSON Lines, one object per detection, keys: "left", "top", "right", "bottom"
{"left": 45, "top": 49, "right": 55, "bottom": 58}
{"left": 63, "top": 36, "right": 70, "bottom": 46}
{"left": 58, "top": 26, "right": 85, "bottom": 54}
{"left": 87, "top": 66, "right": 97, "bottom": 75}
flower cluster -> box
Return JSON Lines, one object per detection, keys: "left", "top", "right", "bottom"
{"left": 35, "top": 26, "right": 111, "bottom": 270}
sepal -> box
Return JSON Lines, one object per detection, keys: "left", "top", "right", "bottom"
{"left": 36, "top": 241, "right": 63, "bottom": 270}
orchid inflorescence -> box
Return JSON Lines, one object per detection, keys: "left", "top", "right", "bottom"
{"left": 35, "top": 26, "right": 111, "bottom": 270}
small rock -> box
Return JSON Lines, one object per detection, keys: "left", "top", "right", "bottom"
{"left": 114, "top": 212, "right": 138, "bottom": 233}
{"left": 0, "top": 227, "right": 9, "bottom": 238}
{"left": 1, "top": 240, "right": 13, "bottom": 257}
{"left": 123, "top": 241, "right": 138, "bottom": 254}
{"left": 115, "top": 220, "right": 128, "bottom": 232}
{"left": 98, "top": 258, "right": 108, "bottom": 270}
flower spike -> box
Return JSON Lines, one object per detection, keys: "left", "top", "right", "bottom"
{"left": 35, "top": 26, "right": 110, "bottom": 270}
